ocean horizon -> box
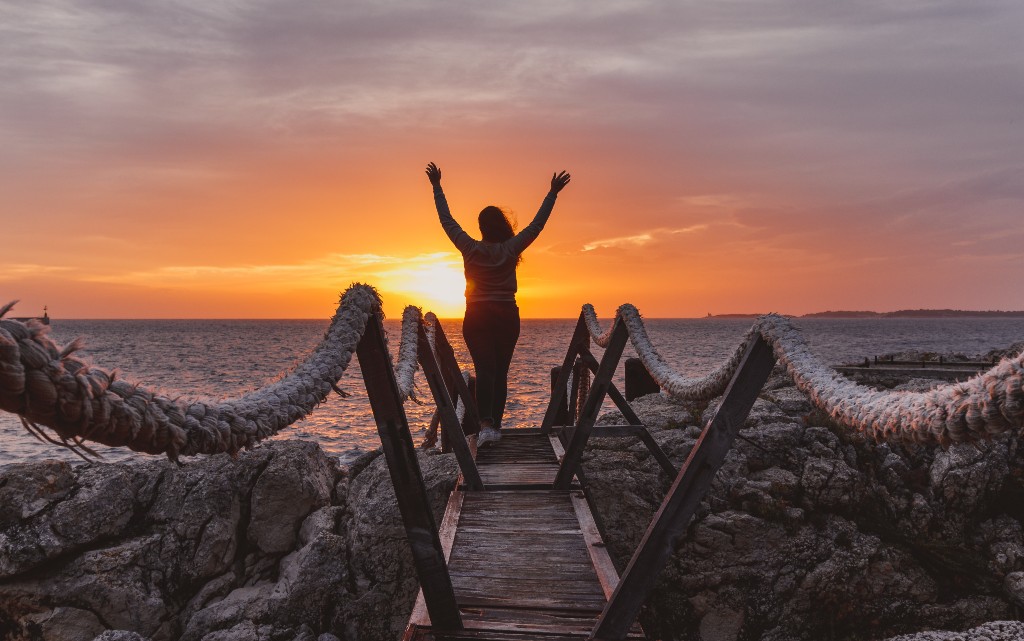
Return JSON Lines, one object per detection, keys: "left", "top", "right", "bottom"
{"left": 2, "top": 316, "right": 1023, "bottom": 468}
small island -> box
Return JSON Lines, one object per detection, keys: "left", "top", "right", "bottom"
{"left": 706, "top": 309, "right": 1024, "bottom": 319}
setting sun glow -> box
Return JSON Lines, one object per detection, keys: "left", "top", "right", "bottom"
{"left": 379, "top": 261, "right": 467, "bottom": 318}
{"left": 2, "top": 3, "right": 1023, "bottom": 319}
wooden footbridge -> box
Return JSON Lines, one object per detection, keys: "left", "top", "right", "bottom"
{"left": 356, "top": 311, "right": 778, "bottom": 641}
{"left": 5, "top": 283, "right": 1019, "bottom": 639}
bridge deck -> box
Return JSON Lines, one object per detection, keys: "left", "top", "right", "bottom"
{"left": 404, "top": 429, "right": 644, "bottom": 641}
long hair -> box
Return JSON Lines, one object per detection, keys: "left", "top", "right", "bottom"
{"left": 478, "top": 206, "right": 515, "bottom": 242}
{"left": 478, "top": 206, "right": 522, "bottom": 264}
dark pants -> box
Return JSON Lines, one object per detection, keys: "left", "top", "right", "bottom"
{"left": 463, "top": 301, "right": 520, "bottom": 430}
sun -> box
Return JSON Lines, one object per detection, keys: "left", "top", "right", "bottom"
{"left": 384, "top": 261, "right": 466, "bottom": 317}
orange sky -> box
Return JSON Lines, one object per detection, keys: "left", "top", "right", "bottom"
{"left": 2, "top": 2, "right": 1023, "bottom": 319}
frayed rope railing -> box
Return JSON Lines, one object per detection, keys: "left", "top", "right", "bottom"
{"left": 0, "top": 284, "right": 431, "bottom": 461}
{"left": 584, "top": 305, "right": 1024, "bottom": 446}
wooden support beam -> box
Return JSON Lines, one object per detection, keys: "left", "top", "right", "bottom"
{"left": 592, "top": 424, "right": 646, "bottom": 438}
{"left": 356, "top": 313, "right": 463, "bottom": 631}
{"left": 590, "top": 334, "right": 777, "bottom": 641}
{"left": 578, "top": 348, "right": 643, "bottom": 425}
{"left": 417, "top": 324, "right": 484, "bottom": 491}
{"left": 541, "top": 313, "right": 590, "bottom": 434}
{"left": 550, "top": 366, "right": 570, "bottom": 427}
{"left": 432, "top": 320, "right": 481, "bottom": 436}
{"left": 624, "top": 357, "right": 660, "bottom": 401}
{"left": 407, "top": 489, "right": 466, "bottom": 628}
{"left": 554, "top": 319, "right": 629, "bottom": 490}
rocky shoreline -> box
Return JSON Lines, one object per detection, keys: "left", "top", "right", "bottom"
{"left": 2, "top": 352, "right": 1023, "bottom": 640}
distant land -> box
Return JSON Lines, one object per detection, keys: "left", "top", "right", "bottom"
{"left": 706, "top": 310, "right": 1024, "bottom": 319}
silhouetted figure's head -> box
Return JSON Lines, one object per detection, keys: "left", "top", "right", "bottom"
{"left": 478, "top": 206, "right": 515, "bottom": 243}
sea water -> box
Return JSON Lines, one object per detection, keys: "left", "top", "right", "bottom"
{"left": 2, "top": 317, "right": 1022, "bottom": 467}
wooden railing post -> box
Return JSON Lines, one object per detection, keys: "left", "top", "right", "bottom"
{"left": 356, "top": 312, "right": 462, "bottom": 630}
{"left": 417, "top": 324, "right": 484, "bottom": 491}
{"left": 553, "top": 319, "right": 629, "bottom": 489}
{"left": 541, "top": 313, "right": 591, "bottom": 434}
{"left": 590, "top": 334, "right": 777, "bottom": 640}
{"left": 551, "top": 366, "right": 570, "bottom": 426}
{"left": 430, "top": 320, "right": 481, "bottom": 437}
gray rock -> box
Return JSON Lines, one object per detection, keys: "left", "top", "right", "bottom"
{"left": 880, "top": 620, "right": 1024, "bottom": 641}
{"left": 23, "top": 606, "right": 105, "bottom": 641}
{"left": 3, "top": 349, "right": 1023, "bottom": 641}
{"left": 92, "top": 632, "right": 151, "bottom": 641}
{"left": 0, "top": 460, "right": 75, "bottom": 528}
{"left": 248, "top": 444, "right": 334, "bottom": 554}
{"left": 584, "top": 371, "right": 1024, "bottom": 641}
{"left": 0, "top": 441, "right": 354, "bottom": 641}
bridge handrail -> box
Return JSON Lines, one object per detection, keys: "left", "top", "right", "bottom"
{"left": 582, "top": 305, "right": 1024, "bottom": 446}
{"left": 0, "top": 285, "right": 438, "bottom": 461}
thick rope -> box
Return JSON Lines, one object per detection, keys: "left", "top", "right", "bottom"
{"left": 394, "top": 306, "right": 423, "bottom": 401}
{"left": 582, "top": 306, "right": 1024, "bottom": 446}
{"left": 0, "top": 284, "right": 383, "bottom": 460}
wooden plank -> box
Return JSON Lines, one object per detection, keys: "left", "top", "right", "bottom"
{"left": 356, "top": 313, "right": 462, "bottom": 630}
{"left": 409, "top": 489, "right": 466, "bottom": 627}
{"left": 541, "top": 314, "right": 590, "bottom": 434}
{"left": 549, "top": 434, "right": 567, "bottom": 462}
{"left": 457, "top": 607, "right": 648, "bottom": 639}
{"left": 554, "top": 320, "right": 629, "bottom": 489}
{"left": 451, "top": 576, "right": 604, "bottom": 593}
{"left": 415, "top": 628, "right": 592, "bottom": 641}
{"left": 593, "top": 334, "right": 777, "bottom": 640}
{"left": 494, "top": 427, "right": 546, "bottom": 436}
{"left": 478, "top": 465, "right": 560, "bottom": 480}
{"left": 461, "top": 607, "right": 601, "bottom": 635}
{"left": 455, "top": 594, "right": 607, "bottom": 611}
{"left": 568, "top": 490, "right": 620, "bottom": 601}
{"left": 418, "top": 324, "right": 484, "bottom": 491}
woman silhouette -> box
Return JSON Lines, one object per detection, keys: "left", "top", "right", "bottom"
{"left": 426, "top": 162, "right": 571, "bottom": 446}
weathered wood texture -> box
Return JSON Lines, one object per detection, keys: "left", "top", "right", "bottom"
{"left": 432, "top": 319, "right": 481, "bottom": 436}
{"left": 554, "top": 321, "right": 629, "bottom": 489}
{"left": 404, "top": 431, "right": 643, "bottom": 641}
{"left": 474, "top": 431, "right": 560, "bottom": 489}
{"left": 551, "top": 366, "right": 571, "bottom": 426}
{"left": 542, "top": 314, "right": 591, "bottom": 434}
{"left": 592, "top": 334, "right": 778, "bottom": 640}
{"left": 577, "top": 348, "right": 677, "bottom": 478}
{"left": 417, "top": 324, "right": 484, "bottom": 490}
{"left": 357, "top": 314, "right": 462, "bottom": 630}
{"left": 624, "top": 357, "right": 660, "bottom": 401}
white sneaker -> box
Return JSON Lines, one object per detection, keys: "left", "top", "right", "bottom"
{"left": 477, "top": 427, "right": 502, "bottom": 447}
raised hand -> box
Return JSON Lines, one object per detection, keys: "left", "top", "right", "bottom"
{"left": 550, "top": 170, "right": 571, "bottom": 194}
{"left": 425, "top": 162, "right": 442, "bottom": 187}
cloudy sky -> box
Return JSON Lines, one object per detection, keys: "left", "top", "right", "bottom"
{"left": 2, "top": 0, "right": 1022, "bottom": 318}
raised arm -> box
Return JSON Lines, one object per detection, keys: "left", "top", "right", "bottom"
{"left": 426, "top": 162, "right": 475, "bottom": 253}
{"left": 507, "top": 170, "right": 571, "bottom": 254}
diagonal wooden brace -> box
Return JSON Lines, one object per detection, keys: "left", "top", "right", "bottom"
{"left": 542, "top": 312, "right": 591, "bottom": 435}
{"left": 356, "top": 313, "right": 463, "bottom": 630}
{"left": 590, "top": 334, "right": 777, "bottom": 640}
{"left": 417, "top": 324, "right": 484, "bottom": 491}
{"left": 554, "top": 319, "right": 629, "bottom": 489}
